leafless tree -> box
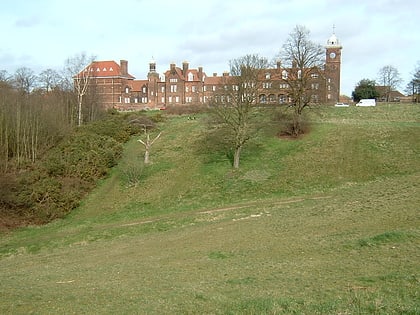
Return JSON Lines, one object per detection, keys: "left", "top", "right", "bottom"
{"left": 210, "top": 54, "right": 268, "bottom": 169}
{"left": 406, "top": 61, "right": 420, "bottom": 102}
{"left": 38, "top": 68, "right": 61, "bottom": 92}
{"left": 131, "top": 117, "right": 162, "bottom": 164}
{"left": 377, "top": 65, "right": 402, "bottom": 102}
{"left": 13, "top": 67, "right": 37, "bottom": 94}
{"left": 278, "top": 25, "right": 324, "bottom": 136}
{"left": 0, "top": 70, "right": 11, "bottom": 83}
{"left": 63, "top": 53, "right": 96, "bottom": 126}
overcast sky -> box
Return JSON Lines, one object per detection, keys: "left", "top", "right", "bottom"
{"left": 1, "top": 0, "right": 418, "bottom": 96}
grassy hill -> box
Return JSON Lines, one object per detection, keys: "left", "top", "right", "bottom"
{"left": 1, "top": 104, "right": 419, "bottom": 314}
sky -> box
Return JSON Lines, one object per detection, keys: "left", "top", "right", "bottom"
{"left": 1, "top": 0, "right": 419, "bottom": 97}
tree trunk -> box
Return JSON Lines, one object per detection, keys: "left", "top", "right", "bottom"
{"left": 233, "top": 146, "right": 241, "bottom": 169}
{"left": 144, "top": 147, "right": 150, "bottom": 164}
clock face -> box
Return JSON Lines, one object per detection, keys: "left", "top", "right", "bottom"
{"left": 329, "top": 52, "right": 336, "bottom": 59}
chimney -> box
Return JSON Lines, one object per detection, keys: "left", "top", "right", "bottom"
{"left": 120, "top": 60, "right": 128, "bottom": 75}
{"left": 223, "top": 71, "right": 229, "bottom": 77}
{"left": 170, "top": 62, "right": 176, "bottom": 73}
{"left": 213, "top": 72, "right": 217, "bottom": 77}
{"left": 198, "top": 66, "right": 203, "bottom": 80}
{"left": 276, "top": 59, "right": 281, "bottom": 69}
{"left": 182, "top": 61, "right": 189, "bottom": 75}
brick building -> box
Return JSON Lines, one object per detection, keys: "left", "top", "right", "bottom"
{"left": 77, "top": 31, "right": 342, "bottom": 110}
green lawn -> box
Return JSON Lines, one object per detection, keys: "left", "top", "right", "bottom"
{"left": 1, "top": 103, "right": 419, "bottom": 314}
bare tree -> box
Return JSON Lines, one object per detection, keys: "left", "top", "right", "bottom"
{"left": 38, "top": 68, "right": 61, "bottom": 92}
{"left": 278, "top": 25, "right": 324, "bottom": 136}
{"left": 210, "top": 54, "right": 268, "bottom": 169}
{"left": 377, "top": 65, "right": 402, "bottom": 102}
{"left": 131, "top": 117, "right": 162, "bottom": 164}
{"left": 13, "top": 67, "right": 37, "bottom": 94}
{"left": 63, "top": 53, "right": 96, "bottom": 126}
{"left": 406, "top": 61, "right": 420, "bottom": 103}
{"left": 0, "top": 70, "right": 11, "bottom": 83}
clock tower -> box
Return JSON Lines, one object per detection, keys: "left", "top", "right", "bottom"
{"left": 325, "top": 28, "right": 342, "bottom": 103}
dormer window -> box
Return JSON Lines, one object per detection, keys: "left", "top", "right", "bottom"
{"left": 188, "top": 72, "right": 194, "bottom": 81}
{"left": 125, "top": 87, "right": 129, "bottom": 93}
{"left": 282, "top": 70, "right": 288, "bottom": 79}
{"left": 265, "top": 73, "right": 271, "bottom": 80}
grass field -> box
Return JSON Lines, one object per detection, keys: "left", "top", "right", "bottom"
{"left": 1, "top": 103, "right": 419, "bottom": 314}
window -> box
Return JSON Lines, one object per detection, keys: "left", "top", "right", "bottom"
{"left": 311, "top": 83, "right": 319, "bottom": 90}
{"left": 124, "top": 97, "right": 130, "bottom": 103}
{"left": 311, "top": 73, "right": 319, "bottom": 79}
{"left": 170, "top": 85, "right": 177, "bottom": 92}
{"left": 282, "top": 70, "right": 288, "bottom": 79}
{"left": 297, "top": 70, "right": 302, "bottom": 79}
{"left": 168, "top": 96, "right": 172, "bottom": 102}
{"left": 134, "top": 98, "right": 138, "bottom": 103}
{"left": 142, "top": 87, "right": 146, "bottom": 93}
{"left": 118, "top": 96, "right": 122, "bottom": 103}
{"left": 175, "top": 96, "right": 179, "bottom": 103}
{"left": 161, "top": 86, "right": 165, "bottom": 93}
{"left": 192, "top": 86, "right": 196, "bottom": 92}
{"left": 161, "top": 97, "right": 165, "bottom": 103}
{"left": 203, "top": 86, "right": 207, "bottom": 92}
{"left": 279, "top": 83, "right": 288, "bottom": 89}
{"left": 142, "top": 97, "right": 148, "bottom": 103}
{"left": 212, "top": 86, "right": 216, "bottom": 91}
{"left": 263, "top": 82, "right": 272, "bottom": 89}
{"left": 125, "top": 87, "right": 129, "bottom": 93}
{"left": 170, "top": 78, "right": 178, "bottom": 83}
{"left": 188, "top": 73, "right": 194, "bottom": 81}
{"left": 265, "top": 73, "right": 271, "bottom": 79}
{"left": 328, "top": 85, "right": 331, "bottom": 91}
{"left": 185, "top": 86, "right": 189, "bottom": 92}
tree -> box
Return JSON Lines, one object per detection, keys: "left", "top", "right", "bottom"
{"left": 38, "top": 68, "right": 61, "bottom": 92}
{"left": 131, "top": 117, "right": 162, "bottom": 164}
{"left": 352, "top": 79, "right": 380, "bottom": 102}
{"left": 13, "top": 67, "right": 37, "bottom": 94}
{"left": 278, "top": 25, "right": 324, "bottom": 136}
{"left": 210, "top": 54, "right": 268, "bottom": 169}
{"left": 405, "top": 61, "right": 420, "bottom": 103}
{"left": 377, "top": 65, "right": 402, "bottom": 102}
{"left": 63, "top": 53, "right": 96, "bottom": 126}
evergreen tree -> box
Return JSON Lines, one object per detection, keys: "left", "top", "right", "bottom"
{"left": 352, "top": 79, "right": 379, "bottom": 102}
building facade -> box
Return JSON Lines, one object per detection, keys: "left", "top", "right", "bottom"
{"left": 77, "top": 32, "right": 342, "bottom": 110}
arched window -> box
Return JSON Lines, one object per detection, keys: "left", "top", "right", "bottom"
{"left": 188, "top": 72, "right": 194, "bottom": 81}
{"left": 259, "top": 94, "right": 267, "bottom": 103}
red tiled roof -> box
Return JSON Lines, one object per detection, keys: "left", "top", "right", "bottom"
{"left": 164, "top": 67, "right": 185, "bottom": 80}
{"left": 76, "top": 60, "right": 135, "bottom": 79}
{"left": 130, "top": 80, "right": 148, "bottom": 92}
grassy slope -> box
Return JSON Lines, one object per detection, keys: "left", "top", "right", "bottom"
{"left": 0, "top": 104, "right": 419, "bottom": 314}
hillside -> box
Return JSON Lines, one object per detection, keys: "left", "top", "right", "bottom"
{"left": 0, "top": 104, "right": 419, "bottom": 314}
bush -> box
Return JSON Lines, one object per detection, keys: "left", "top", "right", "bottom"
{"left": 274, "top": 108, "right": 311, "bottom": 137}
{"left": 1, "top": 112, "right": 133, "bottom": 228}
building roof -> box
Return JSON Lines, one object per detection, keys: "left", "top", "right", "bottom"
{"left": 76, "top": 60, "right": 135, "bottom": 79}
{"left": 130, "top": 80, "right": 148, "bottom": 92}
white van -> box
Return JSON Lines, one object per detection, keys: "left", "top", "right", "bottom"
{"left": 356, "top": 99, "right": 376, "bottom": 107}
